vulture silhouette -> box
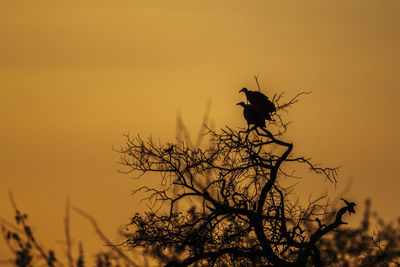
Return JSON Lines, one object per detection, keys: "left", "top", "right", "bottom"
{"left": 236, "top": 102, "right": 266, "bottom": 128}
{"left": 340, "top": 198, "right": 356, "bottom": 215}
{"left": 239, "top": 88, "right": 275, "bottom": 120}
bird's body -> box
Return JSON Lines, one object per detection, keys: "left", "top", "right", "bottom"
{"left": 163, "top": 145, "right": 174, "bottom": 154}
{"left": 239, "top": 88, "right": 275, "bottom": 120}
{"left": 236, "top": 102, "right": 266, "bottom": 128}
{"left": 340, "top": 198, "right": 356, "bottom": 215}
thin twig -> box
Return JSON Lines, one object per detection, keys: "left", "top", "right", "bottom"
{"left": 72, "top": 206, "right": 139, "bottom": 267}
{"left": 254, "top": 75, "right": 261, "bottom": 92}
{"left": 64, "top": 198, "right": 73, "bottom": 267}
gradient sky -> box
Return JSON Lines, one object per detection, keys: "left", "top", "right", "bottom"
{"left": 1, "top": 0, "right": 400, "bottom": 264}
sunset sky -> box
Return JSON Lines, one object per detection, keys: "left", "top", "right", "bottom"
{"left": 1, "top": 0, "right": 400, "bottom": 264}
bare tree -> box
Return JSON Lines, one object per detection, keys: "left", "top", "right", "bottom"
{"left": 117, "top": 92, "right": 358, "bottom": 267}
{"left": 1, "top": 90, "right": 399, "bottom": 266}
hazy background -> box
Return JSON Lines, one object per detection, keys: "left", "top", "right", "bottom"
{"left": 1, "top": 0, "right": 399, "bottom": 264}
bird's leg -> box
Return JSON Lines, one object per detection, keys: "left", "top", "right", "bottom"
{"left": 244, "top": 127, "right": 252, "bottom": 143}
{"left": 244, "top": 128, "right": 249, "bottom": 143}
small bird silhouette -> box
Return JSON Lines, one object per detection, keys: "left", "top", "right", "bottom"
{"left": 340, "top": 198, "right": 356, "bottom": 215}
{"left": 163, "top": 145, "right": 174, "bottom": 154}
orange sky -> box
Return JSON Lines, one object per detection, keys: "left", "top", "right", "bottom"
{"left": 1, "top": 0, "right": 400, "bottom": 264}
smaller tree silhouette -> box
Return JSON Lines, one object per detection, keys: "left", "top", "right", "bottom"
{"left": 317, "top": 199, "right": 400, "bottom": 266}
{"left": 117, "top": 91, "right": 359, "bottom": 266}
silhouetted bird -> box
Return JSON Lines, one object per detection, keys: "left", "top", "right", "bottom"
{"left": 163, "top": 145, "right": 174, "bottom": 154}
{"left": 236, "top": 102, "right": 266, "bottom": 128}
{"left": 340, "top": 198, "right": 356, "bottom": 215}
{"left": 239, "top": 88, "right": 275, "bottom": 120}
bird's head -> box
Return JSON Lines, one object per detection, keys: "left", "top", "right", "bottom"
{"left": 236, "top": 102, "right": 246, "bottom": 107}
{"left": 239, "top": 88, "right": 248, "bottom": 93}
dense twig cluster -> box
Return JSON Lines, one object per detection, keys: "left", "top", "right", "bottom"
{"left": 117, "top": 93, "right": 354, "bottom": 266}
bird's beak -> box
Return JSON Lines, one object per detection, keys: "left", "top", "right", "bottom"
{"left": 239, "top": 88, "right": 245, "bottom": 93}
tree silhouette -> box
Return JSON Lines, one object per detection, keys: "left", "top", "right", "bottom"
{"left": 117, "top": 91, "right": 360, "bottom": 266}
{"left": 2, "top": 90, "right": 399, "bottom": 267}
